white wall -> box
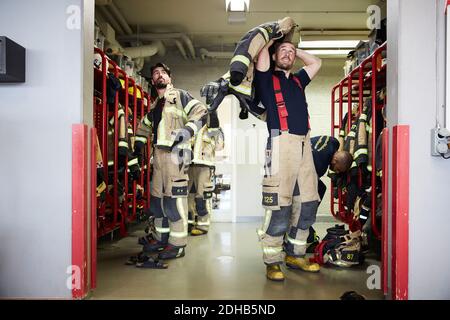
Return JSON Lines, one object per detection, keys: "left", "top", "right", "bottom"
{"left": 154, "top": 54, "right": 345, "bottom": 220}
{"left": 0, "top": 0, "right": 93, "bottom": 298}
{"left": 388, "top": 0, "right": 450, "bottom": 299}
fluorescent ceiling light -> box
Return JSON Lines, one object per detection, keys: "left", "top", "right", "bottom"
{"left": 225, "top": 0, "right": 249, "bottom": 12}
{"left": 299, "top": 40, "right": 360, "bottom": 49}
{"left": 305, "top": 49, "right": 350, "bottom": 56}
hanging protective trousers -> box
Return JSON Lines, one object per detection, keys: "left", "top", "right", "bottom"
{"left": 187, "top": 165, "right": 215, "bottom": 232}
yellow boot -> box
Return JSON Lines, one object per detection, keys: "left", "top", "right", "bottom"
{"left": 285, "top": 256, "right": 320, "bottom": 273}
{"left": 191, "top": 228, "right": 208, "bottom": 236}
{"left": 266, "top": 265, "right": 285, "bottom": 281}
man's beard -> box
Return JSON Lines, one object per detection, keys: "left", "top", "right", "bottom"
{"left": 275, "top": 61, "right": 294, "bottom": 71}
{"left": 155, "top": 82, "right": 167, "bottom": 89}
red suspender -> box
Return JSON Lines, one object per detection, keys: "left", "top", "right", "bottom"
{"left": 272, "top": 75, "right": 307, "bottom": 131}
{"left": 272, "top": 75, "right": 289, "bottom": 131}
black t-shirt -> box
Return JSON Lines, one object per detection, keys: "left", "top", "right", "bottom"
{"left": 311, "top": 136, "right": 340, "bottom": 178}
{"left": 254, "top": 68, "right": 311, "bottom": 136}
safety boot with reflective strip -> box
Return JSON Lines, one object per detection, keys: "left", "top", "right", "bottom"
{"left": 266, "top": 265, "right": 285, "bottom": 281}
{"left": 158, "top": 245, "right": 185, "bottom": 260}
{"left": 190, "top": 228, "right": 208, "bottom": 236}
{"left": 285, "top": 256, "right": 320, "bottom": 273}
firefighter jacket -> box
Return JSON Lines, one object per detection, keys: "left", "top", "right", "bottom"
{"left": 107, "top": 104, "right": 127, "bottom": 166}
{"left": 107, "top": 104, "right": 140, "bottom": 175}
{"left": 228, "top": 16, "right": 297, "bottom": 92}
{"left": 135, "top": 84, "right": 208, "bottom": 152}
{"left": 191, "top": 126, "right": 225, "bottom": 167}
{"left": 95, "top": 132, "right": 106, "bottom": 198}
{"left": 353, "top": 100, "right": 372, "bottom": 169}
{"left": 202, "top": 17, "right": 297, "bottom": 119}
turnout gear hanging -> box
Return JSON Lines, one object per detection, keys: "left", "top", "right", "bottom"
{"left": 188, "top": 112, "right": 225, "bottom": 234}
{"left": 200, "top": 17, "right": 298, "bottom": 119}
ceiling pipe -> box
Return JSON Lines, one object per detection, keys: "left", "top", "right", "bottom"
{"left": 123, "top": 43, "right": 159, "bottom": 59}
{"left": 174, "top": 39, "right": 188, "bottom": 60}
{"left": 95, "top": 0, "right": 113, "bottom": 5}
{"left": 96, "top": 5, "right": 125, "bottom": 35}
{"left": 154, "top": 40, "right": 166, "bottom": 57}
{"left": 118, "top": 33, "right": 196, "bottom": 59}
{"left": 107, "top": 2, "right": 133, "bottom": 35}
{"left": 118, "top": 32, "right": 183, "bottom": 41}
{"left": 180, "top": 34, "right": 196, "bottom": 59}
{"left": 134, "top": 58, "right": 145, "bottom": 72}
{"left": 199, "top": 48, "right": 233, "bottom": 60}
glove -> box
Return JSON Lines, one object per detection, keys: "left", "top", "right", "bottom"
{"left": 129, "top": 162, "right": 141, "bottom": 181}
{"left": 230, "top": 70, "right": 244, "bottom": 86}
{"left": 169, "top": 128, "right": 192, "bottom": 150}
{"left": 118, "top": 142, "right": 128, "bottom": 169}
{"left": 200, "top": 80, "right": 220, "bottom": 105}
{"left": 239, "top": 107, "right": 248, "bottom": 120}
{"left": 133, "top": 146, "right": 145, "bottom": 167}
{"left": 200, "top": 78, "right": 229, "bottom": 111}
{"left": 207, "top": 111, "right": 220, "bottom": 128}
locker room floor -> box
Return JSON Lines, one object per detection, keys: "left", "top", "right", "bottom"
{"left": 91, "top": 222, "right": 384, "bottom": 300}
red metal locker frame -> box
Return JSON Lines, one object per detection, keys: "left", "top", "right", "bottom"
{"left": 330, "top": 42, "right": 386, "bottom": 238}
{"left": 72, "top": 124, "right": 88, "bottom": 300}
{"left": 391, "top": 125, "right": 409, "bottom": 300}
{"left": 129, "top": 78, "right": 138, "bottom": 222}
{"left": 93, "top": 48, "right": 110, "bottom": 237}
{"left": 370, "top": 44, "right": 387, "bottom": 240}
{"left": 93, "top": 48, "right": 152, "bottom": 238}
{"left": 144, "top": 92, "right": 152, "bottom": 210}
{"left": 135, "top": 85, "right": 147, "bottom": 212}
{"left": 93, "top": 49, "right": 126, "bottom": 238}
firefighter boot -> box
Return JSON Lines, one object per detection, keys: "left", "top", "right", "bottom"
{"left": 285, "top": 256, "right": 320, "bottom": 273}
{"left": 306, "top": 226, "right": 320, "bottom": 254}
{"left": 191, "top": 228, "right": 208, "bottom": 236}
{"left": 266, "top": 265, "right": 285, "bottom": 281}
{"left": 158, "top": 245, "right": 186, "bottom": 260}
{"left": 142, "top": 238, "right": 166, "bottom": 253}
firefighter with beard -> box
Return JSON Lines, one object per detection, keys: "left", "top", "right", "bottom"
{"left": 133, "top": 63, "right": 208, "bottom": 261}
{"left": 254, "top": 40, "right": 323, "bottom": 281}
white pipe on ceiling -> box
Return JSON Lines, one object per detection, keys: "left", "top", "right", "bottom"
{"left": 95, "top": 0, "right": 113, "bottom": 5}
{"left": 199, "top": 48, "right": 233, "bottom": 60}
{"left": 107, "top": 2, "right": 133, "bottom": 35}
{"left": 96, "top": 5, "right": 125, "bottom": 35}
{"left": 118, "top": 33, "right": 196, "bottom": 59}
{"left": 174, "top": 39, "right": 188, "bottom": 60}
{"left": 124, "top": 43, "right": 159, "bottom": 59}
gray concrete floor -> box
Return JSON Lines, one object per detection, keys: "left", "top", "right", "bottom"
{"left": 92, "top": 222, "right": 384, "bottom": 300}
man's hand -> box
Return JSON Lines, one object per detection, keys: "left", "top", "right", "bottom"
{"left": 296, "top": 48, "right": 322, "bottom": 80}
{"left": 200, "top": 78, "right": 229, "bottom": 111}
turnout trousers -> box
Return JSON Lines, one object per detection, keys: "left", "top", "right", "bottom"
{"left": 258, "top": 132, "right": 320, "bottom": 265}
{"left": 150, "top": 147, "right": 190, "bottom": 247}
{"left": 187, "top": 165, "right": 215, "bottom": 232}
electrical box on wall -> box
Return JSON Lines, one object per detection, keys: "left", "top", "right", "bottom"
{"left": 0, "top": 36, "right": 26, "bottom": 83}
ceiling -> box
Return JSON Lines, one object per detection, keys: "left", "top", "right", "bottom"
{"left": 96, "top": 0, "right": 386, "bottom": 53}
